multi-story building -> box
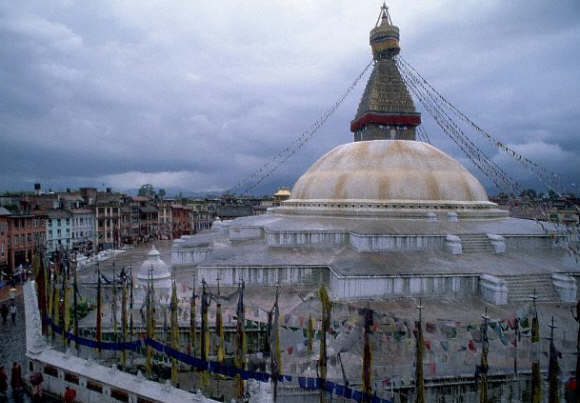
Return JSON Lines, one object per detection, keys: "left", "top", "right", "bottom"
{"left": 171, "top": 204, "right": 192, "bottom": 239}
{"left": 190, "top": 199, "right": 216, "bottom": 232}
{"left": 140, "top": 204, "right": 159, "bottom": 241}
{"left": 45, "top": 209, "right": 73, "bottom": 253}
{"left": 0, "top": 207, "right": 10, "bottom": 272}
{"left": 120, "top": 204, "right": 132, "bottom": 245}
{"left": 3, "top": 211, "right": 46, "bottom": 271}
{"left": 70, "top": 208, "right": 95, "bottom": 255}
{"left": 158, "top": 201, "right": 173, "bottom": 240}
{"left": 95, "top": 192, "right": 122, "bottom": 250}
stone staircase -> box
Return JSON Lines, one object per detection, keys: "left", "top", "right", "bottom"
{"left": 501, "top": 274, "right": 558, "bottom": 303}
{"left": 458, "top": 233, "right": 494, "bottom": 253}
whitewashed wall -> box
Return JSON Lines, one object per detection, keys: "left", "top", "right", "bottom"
{"left": 229, "top": 226, "right": 264, "bottom": 241}
{"left": 172, "top": 246, "right": 212, "bottom": 265}
{"left": 265, "top": 231, "right": 348, "bottom": 248}
{"left": 350, "top": 233, "right": 445, "bottom": 252}
{"left": 503, "top": 234, "right": 566, "bottom": 250}
{"left": 329, "top": 273, "right": 478, "bottom": 299}
{"left": 196, "top": 266, "right": 329, "bottom": 287}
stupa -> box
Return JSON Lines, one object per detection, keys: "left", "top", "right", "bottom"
{"left": 172, "top": 4, "right": 576, "bottom": 305}
{"left": 136, "top": 245, "right": 172, "bottom": 304}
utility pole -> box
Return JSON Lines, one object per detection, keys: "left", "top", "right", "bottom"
{"left": 478, "top": 308, "right": 489, "bottom": 403}
{"left": 571, "top": 300, "right": 580, "bottom": 403}
{"left": 547, "top": 316, "right": 560, "bottom": 403}
{"left": 415, "top": 299, "right": 425, "bottom": 403}
{"left": 531, "top": 289, "right": 541, "bottom": 403}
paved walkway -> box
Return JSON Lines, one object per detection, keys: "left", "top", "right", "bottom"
{"left": 0, "top": 291, "right": 27, "bottom": 402}
{"left": 0, "top": 284, "right": 22, "bottom": 302}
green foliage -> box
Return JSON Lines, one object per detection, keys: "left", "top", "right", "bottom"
{"left": 70, "top": 298, "right": 91, "bottom": 321}
{"left": 519, "top": 188, "right": 537, "bottom": 199}
{"left": 138, "top": 184, "right": 156, "bottom": 198}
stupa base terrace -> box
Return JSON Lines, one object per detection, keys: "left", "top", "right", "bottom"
{"left": 172, "top": 214, "right": 578, "bottom": 303}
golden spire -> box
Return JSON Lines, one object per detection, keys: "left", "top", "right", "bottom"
{"left": 370, "top": 2, "right": 400, "bottom": 60}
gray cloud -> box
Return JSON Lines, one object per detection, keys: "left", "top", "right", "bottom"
{"left": 0, "top": 0, "right": 579, "bottom": 195}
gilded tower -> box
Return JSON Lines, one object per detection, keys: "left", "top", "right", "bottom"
{"left": 351, "top": 3, "right": 421, "bottom": 142}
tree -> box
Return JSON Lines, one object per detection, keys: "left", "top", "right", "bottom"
{"left": 519, "top": 189, "right": 537, "bottom": 199}
{"left": 138, "top": 184, "right": 155, "bottom": 198}
{"left": 158, "top": 188, "right": 166, "bottom": 198}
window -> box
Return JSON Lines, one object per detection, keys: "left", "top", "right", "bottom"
{"left": 86, "top": 380, "right": 103, "bottom": 393}
{"left": 111, "top": 389, "right": 129, "bottom": 402}
{"left": 64, "top": 372, "right": 79, "bottom": 384}
{"left": 43, "top": 365, "right": 58, "bottom": 377}
{"left": 57, "top": 219, "right": 61, "bottom": 226}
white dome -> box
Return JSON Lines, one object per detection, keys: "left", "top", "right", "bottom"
{"left": 292, "top": 140, "right": 488, "bottom": 201}
{"left": 274, "top": 140, "right": 507, "bottom": 219}
{"left": 137, "top": 245, "right": 171, "bottom": 281}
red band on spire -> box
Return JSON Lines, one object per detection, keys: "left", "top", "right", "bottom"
{"left": 350, "top": 113, "right": 421, "bottom": 132}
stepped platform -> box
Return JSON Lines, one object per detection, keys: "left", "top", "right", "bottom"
{"left": 500, "top": 274, "right": 559, "bottom": 303}
{"left": 458, "top": 233, "right": 494, "bottom": 254}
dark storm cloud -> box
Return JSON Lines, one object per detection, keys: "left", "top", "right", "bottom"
{"left": 0, "top": 0, "right": 579, "bottom": 195}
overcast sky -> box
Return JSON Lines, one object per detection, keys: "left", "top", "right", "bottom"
{"left": 1, "top": 0, "right": 579, "bottom": 196}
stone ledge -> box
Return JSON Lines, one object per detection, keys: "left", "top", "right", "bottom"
{"left": 486, "top": 233, "right": 506, "bottom": 254}
{"left": 552, "top": 273, "right": 577, "bottom": 302}
{"left": 479, "top": 274, "right": 508, "bottom": 305}
{"left": 445, "top": 235, "right": 462, "bottom": 255}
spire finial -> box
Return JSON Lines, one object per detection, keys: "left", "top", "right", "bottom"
{"left": 377, "top": 2, "right": 393, "bottom": 27}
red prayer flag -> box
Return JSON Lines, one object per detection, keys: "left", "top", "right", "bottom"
{"left": 468, "top": 339, "right": 476, "bottom": 352}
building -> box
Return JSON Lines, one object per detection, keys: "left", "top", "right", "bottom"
{"left": 95, "top": 192, "right": 122, "bottom": 250}
{"left": 158, "top": 200, "right": 173, "bottom": 240}
{"left": 139, "top": 203, "right": 159, "bottom": 242}
{"left": 170, "top": 204, "right": 192, "bottom": 239}
{"left": 45, "top": 209, "right": 72, "bottom": 253}
{"left": 0, "top": 207, "right": 10, "bottom": 272}
{"left": 70, "top": 208, "right": 96, "bottom": 255}
{"left": 190, "top": 199, "right": 216, "bottom": 232}
{"left": 2, "top": 211, "right": 46, "bottom": 271}
{"left": 272, "top": 188, "right": 290, "bottom": 206}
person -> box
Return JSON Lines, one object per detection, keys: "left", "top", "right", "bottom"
{"left": 64, "top": 386, "right": 76, "bottom": 403}
{"left": 10, "top": 362, "right": 23, "bottom": 399}
{"left": 9, "top": 303, "right": 16, "bottom": 325}
{"left": 0, "top": 304, "right": 7, "bottom": 325}
{"left": 0, "top": 366, "right": 7, "bottom": 401}
{"left": 30, "top": 372, "right": 43, "bottom": 403}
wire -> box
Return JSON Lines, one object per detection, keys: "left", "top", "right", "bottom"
{"left": 399, "top": 57, "right": 562, "bottom": 193}
{"left": 225, "top": 59, "right": 373, "bottom": 195}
